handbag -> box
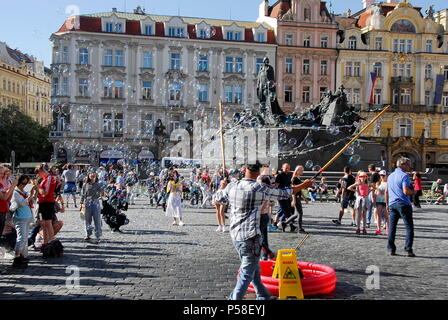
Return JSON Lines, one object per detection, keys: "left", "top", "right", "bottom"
{"left": 80, "top": 204, "right": 86, "bottom": 220}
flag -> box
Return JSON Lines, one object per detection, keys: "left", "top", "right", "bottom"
{"left": 434, "top": 74, "right": 445, "bottom": 105}
{"left": 366, "top": 72, "right": 378, "bottom": 104}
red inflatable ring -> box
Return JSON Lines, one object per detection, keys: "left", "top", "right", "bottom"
{"left": 246, "top": 260, "right": 337, "bottom": 297}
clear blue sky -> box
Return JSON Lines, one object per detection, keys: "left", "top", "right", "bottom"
{"left": 0, "top": 0, "right": 445, "bottom": 66}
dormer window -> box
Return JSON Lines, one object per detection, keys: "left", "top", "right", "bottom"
{"left": 199, "top": 29, "right": 208, "bottom": 39}
{"left": 348, "top": 36, "right": 357, "bottom": 50}
{"left": 227, "top": 31, "right": 242, "bottom": 41}
{"left": 169, "top": 27, "right": 184, "bottom": 37}
{"left": 144, "top": 25, "right": 152, "bottom": 35}
{"left": 115, "top": 23, "right": 123, "bottom": 33}
{"left": 103, "top": 15, "right": 126, "bottom": 33}
{"left": 257, "top": 33, "right": 265, "bottom": 42}
{"left": 106, "top": 23, "right": 113, "bottom": 33}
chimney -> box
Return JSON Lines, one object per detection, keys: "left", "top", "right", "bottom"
{"left": 112, "top": 7, "right": 117, "bottom": 13}
{"left": 259, "top": 0, "right": 269, "bottom": 18}
{"left": 363, "top": 0, "right": 375, "bottom": 9}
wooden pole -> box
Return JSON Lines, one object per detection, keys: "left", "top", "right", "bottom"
{"left": 219, "top": 100, "right": 226, "bottom": 173}
{"left": 311, "top": 105, "right": 391, "bottom": 179}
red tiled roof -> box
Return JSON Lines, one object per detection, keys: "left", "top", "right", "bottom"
{"left": 54, "top": 15, "right": 276, "bottom": 44}
{"left": 268, "top": 0, "right": 291, "bottom": 18}
{"left": 155, "top": 22, "right": 165, "bottom": 37}
{"left": 126, "top": 20, "right": 141, "bottom": 35}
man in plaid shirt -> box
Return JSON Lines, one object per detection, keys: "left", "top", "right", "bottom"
{"left": 222, "top": 162, "right": 314, "bottom": 300}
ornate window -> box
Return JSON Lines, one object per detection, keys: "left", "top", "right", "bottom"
{"left": 140, "top": 114, "right": 153, "bottom": 134}
{"left": 302, "top": 86, "right": 311, "bottom": 103}
{"left": 142, "top": 81, "right": 152, "bottom": 100}
{"left": 143, "top": 52, "right": 153, "bottom": 68}
{"left": 321, "top": 37, "right": 328, "bottom": 48}
{"left": 78, "top": 78, "right": 89, "bottom": 97}
{"left": 285, "top": 58, "right": 293, "bottom": 74}
{"left": 198, "top": 55, "right": 208, "bottom": 72}
{"left": 425, "top": 65, "right": 432, "bottom": 79}
{"left": 348, "top": 36, "right": 357, "bottom": 50}
{"left": 284, "top": 85, "right": 293, "bottom": 103}
{"left": 169, "top": 82, "right": 182, "bottom": 104}
{"left": 198, "top": 84, "right": 208, "bottom": 102}
{"left": 79, "top": 48, "right": 89, "bottom": 65}
{"left": 442, "top": 120, "right": 448, "bottom": 139}
{"left": 373, "top": 62, "right": 382, "bottom": 77}
{"left": 396, "top": 118, "right": 413, "bottom": 137}
{"left": 321, "top": 60, "right": 328, "bottom": 75}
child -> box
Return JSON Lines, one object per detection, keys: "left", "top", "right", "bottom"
{"left": 212, "top": 179, "right": 228, "bottom": 232}
{"left": 348, "top": 171, "right": 370, "bottom": 234}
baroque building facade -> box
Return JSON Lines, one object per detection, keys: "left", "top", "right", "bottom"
{"left": 258, "top": 0, "right": 338, "bottom": 113}
{"left": 49, "top": 8, "right": 277, "bottom": 164}
{"left": 0, "top": 41, "right": 52, "bottom": 125}
{"left": 336, "top": 0, "right": 448, "bottom": 171}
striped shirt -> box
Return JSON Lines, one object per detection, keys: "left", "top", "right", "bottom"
{"left": 222, "top": 178, "right": 293, "bottom": 242}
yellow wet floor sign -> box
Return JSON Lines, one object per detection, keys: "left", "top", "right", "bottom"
{"left": 272, "top": 249, "right": 304, "bottom": 299}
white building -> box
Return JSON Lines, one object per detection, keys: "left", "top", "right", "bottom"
{"left": 49, "top": 7, "right": 277, "bottom": 164}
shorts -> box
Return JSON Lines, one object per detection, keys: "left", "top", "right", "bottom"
{"left": 64, "top": 182, "right": 77, "bottom": 194}
{"left": 341, "top": 197, "right": 355, "bottom": 209}
{"left": 38, "top": 202, "right": 56, "bottom": 221}
{"left": 376, "top": 202, "right": 386, "bottom": 207}
{"left": 355, "top": 196, "right": 370, "bottom": 211}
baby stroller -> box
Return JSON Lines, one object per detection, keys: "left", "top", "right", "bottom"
{"left": 101, "top": 188, "right": 130, "bottom": 232}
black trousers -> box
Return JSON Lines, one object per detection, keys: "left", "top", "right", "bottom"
{"left": 284, "top": 198, "right": 304, "bottom": 229}
{"left": 0, "top": 213, "right": 6, "bottom": 237}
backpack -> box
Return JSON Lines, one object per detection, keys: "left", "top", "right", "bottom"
{"left": 41, "top": 239, "right": 64, "bottom": 258}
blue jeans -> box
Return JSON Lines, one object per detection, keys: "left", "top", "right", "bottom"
{"left": 277, "top": 199, "right": 292, "bottom": 222}
{"left": 85, "top": 200, "right": 102, "bottom": 239}
{"left": 230, "top": 236, "right": 272, "bottom": 300}
{"left": 260, "top": 214, "right": 273, "bottom": 259}
{"left": 388, "top": 202, "right": 414, "bottom": 253}
{"left": 13, "top": 217, "right": 32, "bottom": 255}
{"left": 367, "top": 193, "right": 374, "bottom": 224}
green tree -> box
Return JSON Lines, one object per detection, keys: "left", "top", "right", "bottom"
{"left": 0, "top": 104, "right": 53, "bottom": 163}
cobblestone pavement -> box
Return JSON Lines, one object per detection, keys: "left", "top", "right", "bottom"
{"left": 1, "top": 200, "right": 447, "bottom": 300}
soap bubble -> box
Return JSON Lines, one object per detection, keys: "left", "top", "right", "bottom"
{"left": 304, "top": 139, "right": 314, "bottom": 148}
{"left": 305, "top": 112, "right": 315, "bottom": 121}
{"left": 311, "top": 124, "right": 320, "bottom": 132}
{"left": 349, "top": 154, "right": 361, "bottom": 166}
{"left": 305, "top": 160, "right": 314, "bottom": 169}
{"left": 312, "top": 165, "right": 322, "bottom": 172}
{"left": 343, "top": 145, "right": 355, "bottom": 156}
{"left": 327, "top": 125, "right": 340, "bottom": 135}
{"left": 288, "top": 138, "right": 297, "bottom": 147}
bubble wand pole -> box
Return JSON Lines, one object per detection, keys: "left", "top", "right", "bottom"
{"left": 311, "top": 105, "right": 391, "bottom": 180}
{"left": 219, "top": 100, "right": 226, "bottom": 173}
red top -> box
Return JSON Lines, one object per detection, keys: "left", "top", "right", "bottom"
{"left": 0, "top": 182, "right": 9, "bottom": 212}
{"left": 38, "top": 175, "right": 56, "bottom": 203}
{"left": 414, "top": 178, "right": 422, "bottom": 191}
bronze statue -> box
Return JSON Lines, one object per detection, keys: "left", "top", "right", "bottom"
{"left": 256, "top": 57, "right": 286, "bottom": 116}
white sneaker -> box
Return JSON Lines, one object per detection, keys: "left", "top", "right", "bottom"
{"left": 172, "top": 221, "right": 178, "bottom": 226}
{"left": 215, "top": 226, "right": 222, "bottom": 232}
{"left": 222, "top": 226, "right": 228, "bottom": 233}
{"left": 179, "top": 221, "right": 185, "bottom": 226}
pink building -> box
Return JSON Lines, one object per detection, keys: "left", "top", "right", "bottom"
{"left": 258, "top": 0, "right": 338, "bottom": 112}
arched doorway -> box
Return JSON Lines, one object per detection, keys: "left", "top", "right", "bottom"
{"left": 392, "top": 151, "right": 421, "bottom": 171}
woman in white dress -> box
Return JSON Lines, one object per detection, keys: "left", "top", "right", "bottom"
{"left": 165, "top": 177, "right": 184, "bottom": 226}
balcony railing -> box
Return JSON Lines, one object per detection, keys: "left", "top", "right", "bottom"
{"left": 362, "top": 104, "right": 437, "bottom": 113}
{"left": 391, "top": 76, "right": 414, "bottom": 84}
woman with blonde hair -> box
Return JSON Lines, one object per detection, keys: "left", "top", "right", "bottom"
{"left": 166, "top": 177, "right": 184, "bottom": 226}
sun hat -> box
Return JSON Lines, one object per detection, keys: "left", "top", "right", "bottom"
{"left": 358, "top": 171, "right": 368, "bottom": 177}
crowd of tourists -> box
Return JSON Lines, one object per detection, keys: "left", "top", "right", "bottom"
{"left": 0, "top": 157, "right": 440, "bottom": 279}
